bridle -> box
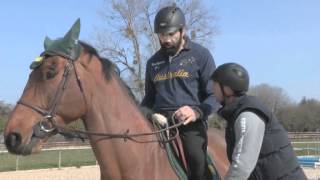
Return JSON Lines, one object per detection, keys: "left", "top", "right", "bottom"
{"left": 17, "top": 54, "right": 182, "bottom": 143}
{"left": 18, "top": 54, "right": 85, "bottom": 136}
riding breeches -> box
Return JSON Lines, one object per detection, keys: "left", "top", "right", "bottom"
{"left": 179, "top": 120, "right": 212, "bottom": 180}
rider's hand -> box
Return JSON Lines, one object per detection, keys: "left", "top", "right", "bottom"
{"left": 174, "top": 106, "right": 200, "bottom": 125}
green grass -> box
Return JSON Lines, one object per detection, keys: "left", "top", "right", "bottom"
{"left": 0, "top": 149, "right": 96, "bottom": 172}
{"left": 291, "top": 140, "right": 320, "bottom": 156}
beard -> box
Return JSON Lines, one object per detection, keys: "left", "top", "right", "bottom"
{"left": 160, "top": 34, "right": 183, "bottom": 57}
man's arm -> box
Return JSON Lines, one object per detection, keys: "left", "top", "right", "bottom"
{"left": 198, "top": 49, "right": 220, "bottom": 116}
{"left": 225, "top": 111, "right": 265, "bottom": 180}
{"left": 174, "top": 50, "right": 218, "bottom": 124}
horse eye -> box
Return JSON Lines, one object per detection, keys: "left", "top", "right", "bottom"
{"left": 44, "top": 54, "right": 53, "bottom": 59}
{"left": 45, "top": 69, "right": 57, "bottom": 80}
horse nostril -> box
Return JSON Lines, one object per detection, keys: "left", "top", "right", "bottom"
{"left": 5, "top": 132, "right": 22, "bottom": 150}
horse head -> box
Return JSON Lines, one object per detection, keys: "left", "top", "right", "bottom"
{"left": 4, "top": 19, "right": 101, "bottom": 155}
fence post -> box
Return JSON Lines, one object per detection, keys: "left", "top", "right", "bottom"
{"left": 15, "top": 155, "right": 19, "bottom": 171}
{"left": 315, "top": 139, "right": 320, "bottom": 156}
{"left": 58, "top": 150, "right": 62, "bottom": 169}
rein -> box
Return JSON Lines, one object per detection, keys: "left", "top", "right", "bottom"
{"left": 54, "top": 120, "right": 184, "bottom": 143}
{"left": 17, "top": 55, "right": 183, "bottom": 143}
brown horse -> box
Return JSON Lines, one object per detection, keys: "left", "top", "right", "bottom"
{"left": 4, "top": 41, "right": 228, "bottom": 179}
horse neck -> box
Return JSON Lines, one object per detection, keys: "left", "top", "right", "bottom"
{"left": 86, "top": 75, "right": 149, "bottom": 133}
{"left": 82, "top": 70, "right": 173, "bottom": 178}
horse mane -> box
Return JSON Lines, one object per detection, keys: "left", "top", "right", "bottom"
{"left": 79, "top": 41, "right": 114, "bottom": 80}
{"left": 78, "top": 41, "right": 138, "bottom": 104}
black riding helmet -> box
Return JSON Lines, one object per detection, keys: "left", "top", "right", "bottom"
{"left": 211, "top": 63, "right": 249, "bottom": 95}
{"left": 154, "top": 6, "right": 186, "bottom": 34}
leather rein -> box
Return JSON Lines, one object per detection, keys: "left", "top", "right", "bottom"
{"left": 18, "top": 56, "right": 182, "bottom": 143}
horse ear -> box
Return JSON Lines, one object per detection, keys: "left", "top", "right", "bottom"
{"left": 63, "top": 18, "right": 81, "bottom": 43}
{"left": 42, "top": 19, "right": 82, "bottom": 60}
{"left": 44, "top": 36, "right": 53, "bottom": 50}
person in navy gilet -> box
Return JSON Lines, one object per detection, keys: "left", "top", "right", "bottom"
{"left": 210, "top": 63, "right": 307, "bottom": 180}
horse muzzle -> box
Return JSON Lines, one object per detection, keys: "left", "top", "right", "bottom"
{"left": 5, "top": 131, "right": 40, "bottom": 155}
{"left": 5, "top": 122, "right": 57, "bottom": 155}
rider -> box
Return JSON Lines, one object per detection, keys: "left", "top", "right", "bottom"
{"left": 141, "top": 5, "right": 218, "bottom": 180}
{"left": 211, "top": 63, "right": 307, "bottom": 180}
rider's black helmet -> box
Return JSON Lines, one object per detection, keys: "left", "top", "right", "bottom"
{"left": 154, "top": 6, "right": 186, "bottom": 34}
{"left": 211, "top": 63, "right": 249, "bottom": 95}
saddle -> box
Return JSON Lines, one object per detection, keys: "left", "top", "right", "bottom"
{"left": 150, "top": 113, "right": 221, "bottom": 180}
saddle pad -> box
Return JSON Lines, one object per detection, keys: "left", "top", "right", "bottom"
{"left": 163, "top": 134, "right": 221, "bottom": 180}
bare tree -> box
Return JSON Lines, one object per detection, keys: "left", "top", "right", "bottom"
{"left": 248, "top": 83, "right": 293, "bottom": 114}
{"left": 278, "top": 98, "right": 320, "bottom": 132}
{"left": 246, "top": 84, "right": 320, "bottom": 132}
{"left": 94, "top": 0, "right": 218, "bottom": 100}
